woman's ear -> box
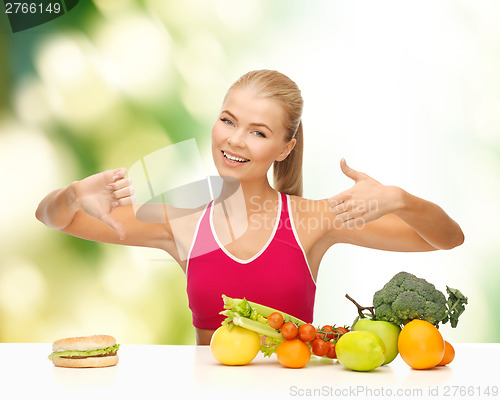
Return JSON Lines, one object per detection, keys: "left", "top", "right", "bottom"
{"left": 275, "top": 138, "right": 296, "bottom": 162}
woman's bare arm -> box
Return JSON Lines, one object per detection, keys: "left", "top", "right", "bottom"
{"left": 322, "top": 159, "right": 464, "bottom": 251}
{"left": 36, "top": 168, "right": 173, "bottom": 251}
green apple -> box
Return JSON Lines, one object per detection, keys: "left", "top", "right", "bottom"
{"left": 336, "top": 331, "right": 386, "bottom": 372}
{"left": 353, "top": 318, "right": 401, "bottom": 364}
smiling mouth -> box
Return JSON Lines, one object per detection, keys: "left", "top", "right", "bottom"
{"left": 222, "top": 151, "right": 250, "bottom": 163}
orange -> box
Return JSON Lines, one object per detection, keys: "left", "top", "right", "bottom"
{"left": 276, "top": 339, "right": 311, "bottom": 368}
{"left": 438, "top": 340, "right": 455, "bottom": 366}
{"left": 398, "top": 319, "right": 445, "bottom": 370}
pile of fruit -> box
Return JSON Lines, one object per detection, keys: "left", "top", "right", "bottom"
{"left": 210, "top": 271, "right": 466, "bottom": 371}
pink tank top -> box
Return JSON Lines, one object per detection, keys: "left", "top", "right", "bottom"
{"left": 186, "top": 192, "right": 316, "bottom": 330}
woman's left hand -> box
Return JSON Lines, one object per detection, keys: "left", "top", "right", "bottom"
{"left": 328, "top": 159, "right": 403, "bottom": 229}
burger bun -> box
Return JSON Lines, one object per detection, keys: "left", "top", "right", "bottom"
{"left": 51, "top": 355, "right": 119, "bottom": 368}
{"left": 52, "top": 334, "right": 116, "bottom": 352}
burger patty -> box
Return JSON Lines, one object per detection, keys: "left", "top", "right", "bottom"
{"left": 60, "top": 351, "right": 118, "bottom": 359}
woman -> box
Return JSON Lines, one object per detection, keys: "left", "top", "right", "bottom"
{"left": 36, "top": 70, "right": 464, "bottom": 345}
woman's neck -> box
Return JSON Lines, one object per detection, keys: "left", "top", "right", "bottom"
{"left": 218, "top": 177, "right": 276, "bottom": 207}
{"left": 213, "top": 177, "right": 279, "bottom": 245}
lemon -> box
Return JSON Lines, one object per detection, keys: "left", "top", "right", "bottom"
{"left": 210, "top": 325, "right": 261, "bottom": 365}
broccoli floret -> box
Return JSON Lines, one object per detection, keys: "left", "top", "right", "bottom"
{"left": 373, "top": 283, "right": 403, "bottom": 307}
{"left": 372, "top": 271, "right": 461, "bottom": 327}
{"left": 392, "top": 291, "right": 426, "bottom": 324}
{"left": 424, "top": 300, "right": 447, "bottom": 326}
{"left": 372, "top": 303, "right": 400, "bottom": 325}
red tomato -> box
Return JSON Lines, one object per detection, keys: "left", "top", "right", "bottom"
{"left": 319, "top": 325, "right": 335, "bottom": 341}
{"left": 335, "top": 327, "right": 349, "bottom": 335}
{"left": 311, "top": 338, "right": 329, "bottom": 357}
{"left": 326, "top": 341, "right": 337, "bottom": 359}
{"left": 298, "top": 324, "right": 317, "bottom": 342}
{"left": 281, "top": 322, "right": 298, "bottom": 340}
{"left": 267, "top": 312, "right": 284, "bottom": 330}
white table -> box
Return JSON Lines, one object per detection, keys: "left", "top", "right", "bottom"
{"left": 1, "top": 343, "right": 498, "bottom": 399}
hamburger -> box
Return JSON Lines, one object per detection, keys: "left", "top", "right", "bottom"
{"left": 48, "top": 334, "right": 119, "bottom": 368}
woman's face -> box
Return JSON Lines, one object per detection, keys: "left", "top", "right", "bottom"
{"left": 211, "top": 87, "right": 296, "bottom": 184}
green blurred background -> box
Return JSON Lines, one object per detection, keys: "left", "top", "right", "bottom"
{"left": 1, "top": 0, "right": 499, "bottom": 344}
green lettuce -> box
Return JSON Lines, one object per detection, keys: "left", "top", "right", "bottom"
{"left": 48, "top": 344, "right": 119, "bottom": 360}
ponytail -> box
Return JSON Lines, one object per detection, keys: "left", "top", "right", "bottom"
{"left": 273, "top": 120, "right": 303, "bottom": 197}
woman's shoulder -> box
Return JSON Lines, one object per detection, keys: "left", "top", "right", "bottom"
{"left": 285, "top": 194, "right": 335, "bottom": 255}
{"left": 286, "top": 194, "right": 334, "bottom": 237}
{"left": 287, "top": 194, "right": 330, "bottom": 218}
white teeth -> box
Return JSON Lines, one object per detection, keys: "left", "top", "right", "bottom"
{"left": 223, "top": 151, "right": 249, "bottom": 163}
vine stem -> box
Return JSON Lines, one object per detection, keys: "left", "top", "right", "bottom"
{"left": 345, "top": 294, "right": 376, "bottom": 320}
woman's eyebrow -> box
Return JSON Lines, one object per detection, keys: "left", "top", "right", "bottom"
{"left": 221, "top": 110, "right": 273, "bottom": 133}
{"left": 250, "top": 122, "right": 273, "bottom": 133}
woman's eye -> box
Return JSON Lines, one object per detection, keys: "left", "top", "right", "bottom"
{"left": 252, "top": 131, "right": 266, "bottom": 138}
{"left": 220, "top": 118, "right": 234, "bottom": 126}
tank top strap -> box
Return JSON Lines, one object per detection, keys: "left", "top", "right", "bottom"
{"left": 278, "top": 192, "right": 289, "bottom": 220}
{"left": 274, "top": 192, "right": 297, "bottom": 244}
{"left": 186, "top": 201, "right": 217, "bottom": 261}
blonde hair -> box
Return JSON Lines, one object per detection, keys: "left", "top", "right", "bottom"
{"left": 225, "top": 70, "right": 304, "bottom": 197}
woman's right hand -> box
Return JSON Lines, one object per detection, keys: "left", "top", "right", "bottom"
{"left": 72, "top": 167, "right": 134, "bottom": 240}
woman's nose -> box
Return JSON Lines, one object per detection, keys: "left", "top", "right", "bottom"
{"left": 227, "top": 129, "right": 246, "bottom": 147}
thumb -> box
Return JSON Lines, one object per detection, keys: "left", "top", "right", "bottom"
{"left": 340, "top": 158, "right": 364, "bottom": 182}
{"left": 100, "top": 213, "right": 126, "bottom": 240}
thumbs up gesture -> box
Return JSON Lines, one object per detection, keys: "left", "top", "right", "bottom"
{"left": 328, "top": 159, "right": 402, "bottom": 229}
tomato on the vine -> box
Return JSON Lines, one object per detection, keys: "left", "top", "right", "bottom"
{"left": 298, "top": 324, "right": 316, "bottom": 342}
{"left": 311, "top": 338, "right": 329, "bottom": 356}
{"left": 319, "top": 325, "right": 335, "bottom": 341}
{"left": 267, "top": 312, "right": 284, "bottom": 330}
{"left": 326, "top": 341, "right": 337, "bottom": 359}
{"left": 335, "top": 326, "right": 349, "bottom": 335}
{"left": 281, "top": 322, "right": 298, "bottom": 340}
